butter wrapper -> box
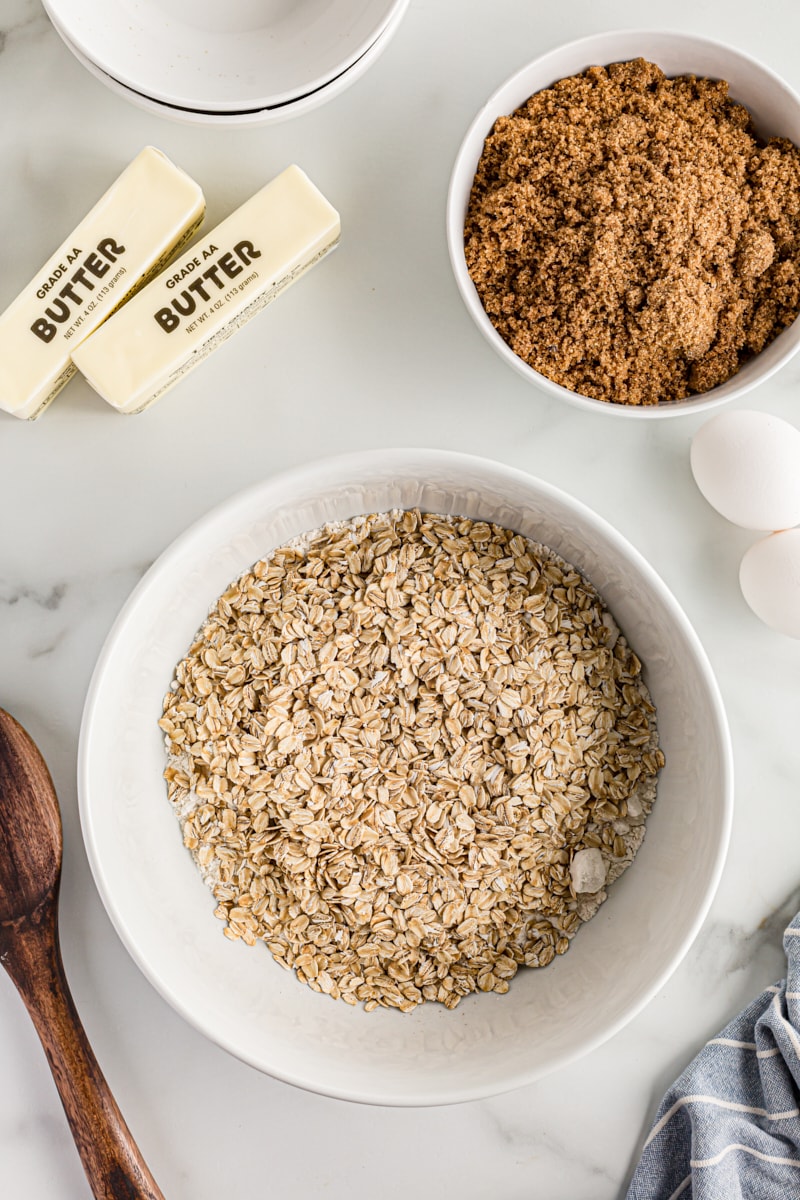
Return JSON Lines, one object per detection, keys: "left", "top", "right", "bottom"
{"left": 0, "top": 147, "right": 205, "bottom": 420}
{"left": 72, "top": 165, "right": 340, "bottom": 415}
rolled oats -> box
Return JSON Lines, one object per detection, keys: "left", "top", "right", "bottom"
{"left": 160, "top": 510, "right": 664, "bottom": 1011}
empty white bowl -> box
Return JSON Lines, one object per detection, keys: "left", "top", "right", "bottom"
{"left": 78, "top": 449, "right": 732, "bottom": 1104}
{"left": 447, "top": 31, "right": 800, "bottom": 418}
{"left": 43, "top": 0, "right": 407, "bottom": 114}
{"left": 47, "top": 0, "right": 409, "bottom": 128}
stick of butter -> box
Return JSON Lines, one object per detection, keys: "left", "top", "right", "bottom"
{"left": 0, "top": 147, "right": 205, "bottom": 420}
{"left": 72, "top": 165, "right": 341, "bottom": 415}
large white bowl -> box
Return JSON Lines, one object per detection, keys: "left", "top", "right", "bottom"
{"left": 43, "top": 0, "right": 406, "bottom": 113}
{"left": 447, "top": 31, "right": 800, "bottom": 419}
{"left": 78, "top": 450, "right": 732, "bottom": 1105}
{"left": 46, "top": 0, "right": 409, "bottom": 128}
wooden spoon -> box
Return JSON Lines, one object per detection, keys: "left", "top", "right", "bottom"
{"left": 0, "top": 707, "right": 165, "bottom": 1200}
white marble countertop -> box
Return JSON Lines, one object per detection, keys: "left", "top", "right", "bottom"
{"left": 2, "top": 0, "right": 800, "bottom": 1195}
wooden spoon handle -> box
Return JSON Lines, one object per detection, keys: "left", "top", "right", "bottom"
{"left": 4, "top": 910, "right": 165, "bottom": 1200}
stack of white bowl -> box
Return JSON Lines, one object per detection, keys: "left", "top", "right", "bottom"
{"left": 43, "top": 0, "right": 410, "bottom": 126}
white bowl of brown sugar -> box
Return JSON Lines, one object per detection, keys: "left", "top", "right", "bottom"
{"left": 79, "top": 449, "right": 732, "bottom": 1103}
{"left": 447, "top": 31, "right": 800, "bottom": 417}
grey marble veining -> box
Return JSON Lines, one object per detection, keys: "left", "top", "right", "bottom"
{"left": 0, "top": 0, "right": 50, "bottom": 45}
{"left": 0, "top": 582, "right": 68, "bottom": 610}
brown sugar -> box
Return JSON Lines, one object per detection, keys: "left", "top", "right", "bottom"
{"left": 464, "top": 58, "right": 800, "bottom": 406}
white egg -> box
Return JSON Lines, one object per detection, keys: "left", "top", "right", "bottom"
{"left": 690, "top": 409, "right": 800, "bottom": 531}
{"left": 740, "top": 529, "right": 800, "bottom": 638}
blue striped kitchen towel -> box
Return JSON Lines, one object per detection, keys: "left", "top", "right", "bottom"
{"left": 626, "top": 913, "right": 800, "bottom": 1199}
